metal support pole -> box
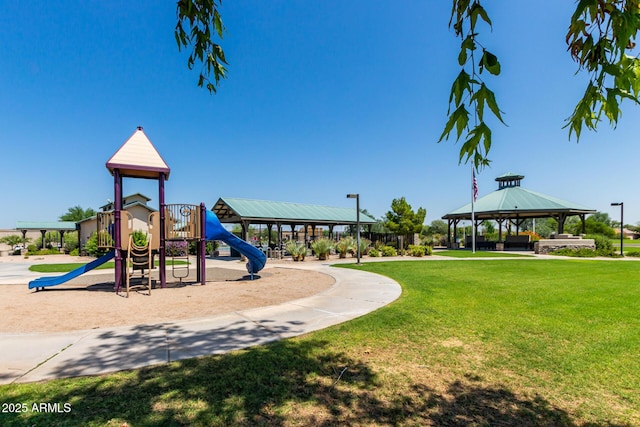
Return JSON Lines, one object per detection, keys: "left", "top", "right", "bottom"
{"left": 200, "top": 203, "right": 207, "bottom": 285}
{"left": 611, "top": 202, "right": 624, "bottom": 256}
{"left": 346, "top": 194, "right": 360, "bottom": 265}
{"left": 114, "top": 169, "right": 123, "bottom": 292}
{"left": 159, "top": 173, "right": 166, "bottom": 287}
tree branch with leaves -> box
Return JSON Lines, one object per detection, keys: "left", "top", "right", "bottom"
{"left": 173, "top": 1, "right": 640, "bottom": 165}
{"left": 175, "top": 0, "right": 228, "bottom": 93}
{"left": 441, "top": 0, "right": 640, "bottom": 168}
{"left": 565, "top": 0, "right": 640, "bottom": 139}
{"left": 439, "top": 0, "right": 506, "bottom": 171}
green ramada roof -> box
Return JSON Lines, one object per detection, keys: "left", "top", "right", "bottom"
{"left": 212, "top": 197, "right": 377, "bottom": 225}
{"left": 443, "top": 186, "right": 596, "bottom": 220}
{"left": 16, "top": 221, "right": 77, "bottom": 230}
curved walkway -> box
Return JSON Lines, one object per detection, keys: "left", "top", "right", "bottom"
{"left": 0, "top": 263, "right": 401, "bottom": 385}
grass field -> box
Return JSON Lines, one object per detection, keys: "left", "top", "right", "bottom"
{"left": 29, "top": 259, "right": 189, "bottom": 273}
{"left": 1, "top": 259, "right": 638, "bottom": 426}
{"left": 433, "top": 249, "right": 532, "bottom": 258}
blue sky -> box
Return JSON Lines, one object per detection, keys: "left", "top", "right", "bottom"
{"left": 1, "top": 1, "right": 638, "bottom": 229}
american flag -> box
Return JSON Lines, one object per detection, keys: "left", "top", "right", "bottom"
{"left": 472, "top": 170, "right": 479, "bottom": 202}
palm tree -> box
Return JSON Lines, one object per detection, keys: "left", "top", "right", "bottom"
{"left": 60, "top": 206, "right": 96, "bottom": 222}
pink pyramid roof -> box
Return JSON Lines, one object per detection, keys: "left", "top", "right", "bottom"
{"left": 106, "top": 127, "right": 170, "bottom": 179}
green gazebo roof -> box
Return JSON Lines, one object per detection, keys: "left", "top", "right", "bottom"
{"left": 15, "top": 221, "right": 77, "bottom": 230}
{"left": 443, "top": 174, "right": 596, "bottom": 221}
{"left": 212, "top": 197, "right": 376, "bottom": 225}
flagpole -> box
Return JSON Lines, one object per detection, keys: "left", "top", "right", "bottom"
{"left": 471, "top": 167, "right": 476, "bottom": 253}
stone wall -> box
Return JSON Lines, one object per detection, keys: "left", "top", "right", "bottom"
{"left": 534, "top": 239, "right": 595, "bottom": 254}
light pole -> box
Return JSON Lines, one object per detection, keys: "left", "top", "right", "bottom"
{"left": 611, "top": 202, "right": 624, "bottom": 256}
{"left": 346, "top": 193, "right": 360, "bottom": 265}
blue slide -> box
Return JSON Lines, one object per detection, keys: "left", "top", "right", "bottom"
{"left": 205, "top": 210, "right": 266, "bottom": 277}
{"left": 28, "top": 250, "right": 115, "bottom": 290}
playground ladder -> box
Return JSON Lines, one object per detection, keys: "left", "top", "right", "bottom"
{"left": 171, "top": 240, "right": 190, "bottom": 282}
{"left": 123, "top": 235, "right": 152, "bottom": 298}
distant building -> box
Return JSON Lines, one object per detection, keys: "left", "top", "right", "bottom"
{"left": 77, "top": 193, "right": 156, "bottom": 247}
{"left": 614, "top": 227, "right": 640, "bottom": 240}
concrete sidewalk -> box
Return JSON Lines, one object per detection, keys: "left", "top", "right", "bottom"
{"left": 0, "top": 264, "right": 401, "bottom": 384}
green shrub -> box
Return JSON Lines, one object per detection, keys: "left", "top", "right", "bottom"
{"left": 25, "top": 247, "right": 64, "bottom": 256}
{"left": 358, "top": 238, "right": 372, "bottom": 256}
{"left": 0, "top": 234, "right": 26, "bottom": 248}
{"left": 626, "top": 250, "right": 640, "bottom": 257}
{"left": 369, "top": 248, "right": 380, "bottom": 257}
{"left": 286, "top": 241, "right": 307, "bottom": 261}
{"left": 69, "top": 248, "right": 79, "bottom": 256}
{"left": 311, "top": 238, "right": 334, "bottom": 260}
{"left": 84, "top": 232, "right": 110, "bottom": 258}
{"left": 551, "top": 248, "right": 597, "bottom": 257}
{"left": 131, "top": 230, "right": 148, "bottom": 246}
{"left": 408, "top": 245, "right": 426, "bottom": 257}
{"left": 63, "top": 231, "right": 79, "bottom": 253}
{"left": 588, "top": 234, "right": 617, "bottom": 256}
{"left": 335, "top": 237, "right": 356, "bottom": 258}
{"left": 381, "top": 246, "right": 397, "bottom": 257}
{"left": 185, "top": 240, "right": 219, "bottom": 255}
{"left": 206, "top": 241, "right": 219, "bottom": 255}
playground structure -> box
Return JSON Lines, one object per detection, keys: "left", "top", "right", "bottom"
{"left": 94, "top": 203, "right": 207, "bottom": 294}
{"left": 28, "top": 127, "right": 266, "bottom": 292}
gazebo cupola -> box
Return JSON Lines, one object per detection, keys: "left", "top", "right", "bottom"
{"left": 496, "top": 172, "right": 525, "bottom": 189}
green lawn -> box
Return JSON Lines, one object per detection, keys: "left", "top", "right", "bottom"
{"left": 1, "top": 259, "right": 638, "bottom": 426}
{"left": 29, "top": 259, "right": 189, "bottom": 273}
{"left": 434, "top": 249, "right": 532, "bottom": 258}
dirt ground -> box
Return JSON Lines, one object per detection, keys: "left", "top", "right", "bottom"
{"left": 0, "top": 264, "right": 334, "bottom": 334}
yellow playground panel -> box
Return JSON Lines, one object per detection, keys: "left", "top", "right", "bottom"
{"left": 96, "top": 211, "right": 161, "bottom": 251}
{"left": 164, "top": 204, "right": 201, "bottom": 241}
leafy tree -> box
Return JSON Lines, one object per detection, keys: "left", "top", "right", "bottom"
{"left": 384, "top": 197, "right": 427, "bottom": 250}
{"left": 0, "top": 234, "right": 28, "bottom": 248}
{"left": 480, "top": 220, "right": 496, "bottom": 235}
{"left": 258, "top": 228, "right": 278, "bottom": 245}
{"left": 63, "top": 231, "right": 78, "bottom": 253}
{"left": 33, "top": 232, "right": 61, "bottom": 249}
{"left": 370, "top": 218, "right": 390, "bottom": 234}
{"left": 60, "top": 205, "right": 96, "bottom": 222}
{"left": 570, "top": 213, "right": 615, "bottom": 237}
{"left": 345, "top": 208, "right": 382, "bottom": 235}
{"left": 521, "top": 218, "right": 557, "bottom": 239}
{"left": 627, "top": 223, "right": 640, "bottom": 232}
{"left": 424, "top": 219, "right": 448, "bottom": 236}
{"left": 45, "top": 231, "right": 60, "bottom": 248}
{"left": 589, "top": 212, "right": 612, "bottom": 227}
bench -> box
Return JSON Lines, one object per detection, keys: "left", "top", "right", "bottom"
{"left": 464, "top": 236, "right": 496, "bottom": 251}
{"left": 504, "top": 235, "right": 533, "bottom": 250}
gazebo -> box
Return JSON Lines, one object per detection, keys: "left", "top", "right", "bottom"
{"left": 15, "top": 221, "right": 78, "bottom": 250}
{"left": 442, "top": 173, "right": 596, "bottom": 245}
{"left": 211, "top": 197, "right": 377, "bottom": 248}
